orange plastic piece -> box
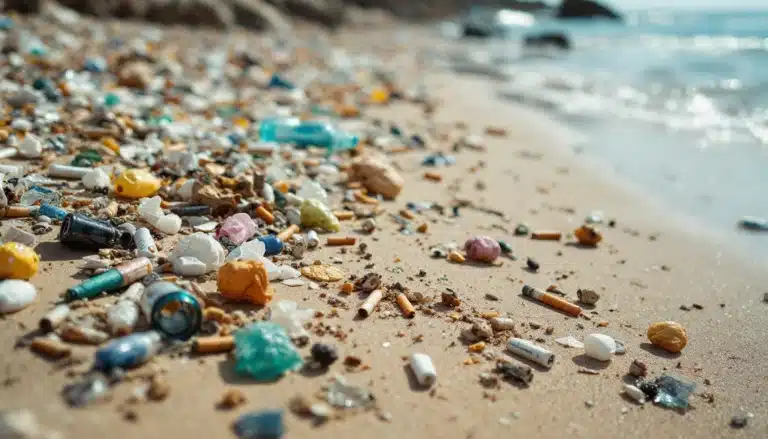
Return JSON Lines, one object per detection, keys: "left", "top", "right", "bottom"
{"left": 341, "top": 283, "right": 354, "bottom": 294}
{"left": 217, "top": 260, "right": 274, "bottom": 306}
{"left": 255, "top": 205, "right": 274, "bottom": 225}
{"left": 113, "top": 169, "right": 161, "bottom": 199}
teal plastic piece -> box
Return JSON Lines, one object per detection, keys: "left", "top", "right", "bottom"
{"left": 234, "top": 322, "right": 303, "bottom": 381}
{"left": 654, "top": 374, "right": 696, "bottom": 409}
{"left": 259, "top": 118, "right": 358, "bottom": 152}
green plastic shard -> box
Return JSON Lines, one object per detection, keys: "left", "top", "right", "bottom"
{"left": 300, "top": 199, "right": 340, "bottom": 232}
{"left": 234, "top": 322, "right": 303, "bottom": 381}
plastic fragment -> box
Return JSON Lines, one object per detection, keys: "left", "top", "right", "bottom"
{"left": 325, "top": 376, "right": 375, "bottom": 409}
{"left": 653, "top": 374, "right": 696, "bottom": 409}
{"left": 0, "top": 280, "right": 37, "bottom": 314}
{"left": 218, "top": 260, "right": 274, "bottom": 305}
{"left": 94, "top": 331, "right": 163, "bottom": 371}
{"left": 233, "top": 322, "right": 303, "bottom": 381}
{"left": 624, "top": 384, "right": 646, "bottom": 404}
{"left": 555, "top": 336, "right": 584, "bottom": 349}
{"left": 300, "top": 199, "right": 340, "bottom": 232}
{"left": 4, "top": 226, "right": 37, "bottom": 247}
{"left": 311, "top": 343, "right": 339, "bottom": 368}
{"left": 268, "top": 300, "right": 314, "bottom": 341}
{"left": 113, "top": 169, "right": 161, "bottom": 199}
{"left": 169, "top": 233, "right": 226, "bottom": 274}
{"left": 141, "top": 281, "right": 202, "bottom": 340}
{"left": 583, "top": 334, "right": 617, "bottom": 361}
{"left": 217, "top": 213, "right": 257, "bottom": 245}
{"left": 409, "top": 353, "right": 437, "bottom": 388}
{"left": 0, "top": 242, "right": 40, "bottom": 280}
{"left": 233, "top": 409, "right": 284, "bottom": 439}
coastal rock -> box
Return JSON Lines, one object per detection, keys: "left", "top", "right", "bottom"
{"left": 555, "top": 0, "right": 621, "bottom": 20}
{"left": 524, "top": 32, "right": 571, "bottom": 50}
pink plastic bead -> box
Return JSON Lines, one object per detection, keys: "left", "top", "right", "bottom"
{"left": 464, "top": 236, "right": 501, "bottom": 263}
{"left": 216, "top": 213, "right": 257, "bottom": 245}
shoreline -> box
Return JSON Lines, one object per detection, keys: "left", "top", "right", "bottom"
{"left": 1, "top": 19, "right": 767, "bottom": 439}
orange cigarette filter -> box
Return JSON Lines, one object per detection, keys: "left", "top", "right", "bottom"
{"left": 327, "top": 236, "right": 356, "bottom": 246}
{"left": 399, "top": 209, "right": 415, "bottom": 220}
{"left": 396, "top": 293, "right": 415, "bottom": 318}
{"left": 531, "top": 230, "right": 562, "bottom": 241}
{"left": 2, "top": 206, "right": 33, "bottom": 218}
{"left": 522, "top": 285, "right": 581, "bottom": 317}
{"left": 354, "top": 191, "right": 379, "bottom": 205}
{"left": 277, "top": 224, "right": 300, "bottom": 241}
{"left": 30, "top": 338, "right": 71, "bottom": 359}
{"left": 424, "top": 171, "right": 442, "bottom": 182}
{"left": 334, "top": 211, "right": 355, "bottom": 221}
{"left": 194, "top": 336, "right": 235, "bottom": 354}
{"left": 255, "top": 205, "right": 274, "bottom": 224}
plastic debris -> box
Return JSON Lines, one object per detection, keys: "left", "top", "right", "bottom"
{"left": 0, "top": 280, "right": 37, "bottom": 314}
{"left": 113, "top": 169, "right": 161, "bottom": 199}
{"left": 169, "top": 233, "right": 226, "bottom": 275}
{"left": 40, "top": 304, "right": 70, "bottom": 332}
{"left": 555, "top": 335, "right": 584, "bottom": 349}
{"left": 94, "top": 331, "right": 163, "bottom": 371}
{"left": 300, "top": 199, "right": 340, "bottom": 232}
{"left": 0, "top": 242, "right": 40, "bottom": 280}
{"left": 464, "top": 236, "right": 501, "bottom": 263}
{"left": 66, "top": 257, "right": 152, "bottom": 301}
{"left": 738, "top": 216, "right": 768, "bottom": 231}
{"left": 574, "top": 225, "right": 603, "bottom": 246}
{"left": 507, "top": 338, "right": 554, "bottom": 368}
{"left": 409, "top": 353, "right": 437, "bottom": 388}
{"left": 647, "top": 321, "right": 688, "bottom": 353}
{"left": 623, "top": 384, "right": 646, "bottom": 404}
{"left": 325, "top": 376, "right": 375, "bottom": 409}
{"left": 259, "top": 117, "right": 358, "bottom": 151}
{"left": 217, "top": 213, "right": 257, "bottom": 246}
{"left": 4, "top": 226, "right": 37, "bottom": 248}
{"left": 82, "top": 168, "right": 111, "bottom": 190}
{"left": 107, "top": 283, "right": 144, "bottom": 335}
{"left": 268, "top": 301, "right": 314, "bottom": 341}
{"left": 233, "top": 409, "right": 284, "bottom": 439}
{"left": 653, "top": 374, "right": 696, "bottom": 409}
{"left": 583, "top": 334, "right": 617, "bottom": 361}
{"left": 496, "top": 359, "right": 533, "bottom": 384}
{"left": 257, "top": 235, "right": 283, "bottom": 256}
{"left": 234, "top": 322, "right": 303, "bottom": 381}
{"left": 218, "top": 260, "right": 274, "bottom": 305}
{"left": 310, "top": 343, "right": 339, "bottom": 368}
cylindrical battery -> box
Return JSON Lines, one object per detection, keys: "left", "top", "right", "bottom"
{"left": 60, "top": 213, "right": 133, "bottom": 249}
{"left": 141, "top": 281, "right": 202, "bottom": 341}
{"left": 48, "top": 164, "right": 90, "bottom": 179}
{"left": 170, "top": 205, "right": 211, "bottom": 216}
{"left": 134, "top": 228, "right": 158, "bottom": 259}
{"left": 257, "top": 235, "right": 283, "bottom": 256}
{"left": 507, "top": 338, "right": 555, "bottom": 368}
{"left": 357, "top": 289, "right": 383, "bottom": 318}
{"left": 39, "top": 304, "right": 70, "bottom": 332}
{"left": 497, "top": 359, "right": 533, "bottom": 384}
{"left": 66, "top": 257, "right": 153, "bottom": 301}
{"left": 409, "top": 353, "right": 437, "bottom": 387}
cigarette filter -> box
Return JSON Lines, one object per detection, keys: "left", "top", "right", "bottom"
{"left": 357, "top": 289, "right": 383, "bottom": 318}
{"left": 277, "top": 224, "right": 300, "bottom": 241}
{"left": 39, "top": 304, "right": 70, "bottom": 332}
{"left": 194, "top": 336, "right": 235, "bottom": 354}
{"left": 396, "top": 293, "right": 415, "bottom": 318}
{"left": 30, "top": 337, "right": 71, "bottom": 359}
{"left": 497, "top": 359, "right": 533, "bottom": 384}
{"left": 326, "top": 236, "right": 356, "bottom": 246}
{"left": 409, "top": 353, "right": 437, "bottom": 387}
{"left": 531, "top": 230, "right": 562, "bottom": 240}
{"left": 507, "top": 338, "right": 555, "bottom": 368}
{"left": 60, "top": 323, "right": 110, "bottom": 345}
{"left": 490, "top": 317, "right": 515, "bottom": 331}
{"left": 522, "top": 285, "right": 582, "bottom": 317}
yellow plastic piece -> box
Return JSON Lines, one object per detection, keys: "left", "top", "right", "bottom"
{"left": 0, "top": 242, "right": 40, "bottom": 280}
{"left": 369, "top": 87, "right": 390, "bottom": 104}
{"left": 217, "top": 260, "right": 274, "bottom": 306}
{"left": 101, "top": 136, "right": 120, "bottom": 153}
{"left": 113, "top": 169, "right": 161, "bottom": 199}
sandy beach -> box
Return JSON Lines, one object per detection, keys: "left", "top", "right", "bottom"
{"left": 1, "top": 14, "right": 767, "bottom": 439}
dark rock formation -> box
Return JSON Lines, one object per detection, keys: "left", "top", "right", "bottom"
{"left": 555, "top": 0, "right": 621, "bottom": 20}
{"left": 524, "top": 32, "right": 571, "bottom": 50}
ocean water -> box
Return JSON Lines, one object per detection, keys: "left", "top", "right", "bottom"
{"left": 440, "top": 10, "right": 768, "bottom": 257}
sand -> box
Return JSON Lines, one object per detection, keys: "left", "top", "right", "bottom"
{"left": 1, "top": 23, "right": 767, "bottom": 439}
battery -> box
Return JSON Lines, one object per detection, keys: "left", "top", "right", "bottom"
{"left": 59, "top": 213, "right": 134, "bottom": 249}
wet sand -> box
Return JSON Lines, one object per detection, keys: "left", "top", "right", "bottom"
{"left": 1, "top": 23, "right": 767, "bottom": 439}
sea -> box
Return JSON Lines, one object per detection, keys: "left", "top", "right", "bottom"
{"left": 437, "top": 9, "right": 768, "bottom": 259}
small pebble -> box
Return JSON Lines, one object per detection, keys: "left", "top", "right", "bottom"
{"left": 310, "top": 343, "right": 339, "bottom": 368}
{"left": 485, "top": 293, "right": 499, "bottom": 301}
{"left": 577, "top": 289, "right": 600, "bottom": 306}
{"left": 730, "top": 411, "right": 753, "bottom": 428}
{"left": 526, "top": 258, "right": 539, "bottom": 271}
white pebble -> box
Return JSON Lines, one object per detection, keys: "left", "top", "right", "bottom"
{"left": 82, "top": 168, "right": 111, "bottom": 189}
{"left": 0, "top": 280, "right": 37, "bottom": 314}
{"left": 18, "top": 134, "right": 42, "bottom": 158}
{"left": 584, "top": 333, "right": 617, "bottom": 361}
{"left": 155, "top": 214, "right": 182, "bottom": 235}
{"left": 623, "top": 384, "right": 646, "bottom": 404}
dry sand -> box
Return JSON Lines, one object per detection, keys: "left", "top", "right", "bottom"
{"left": 1, "top": 26, "right": 767, "bottom": 439}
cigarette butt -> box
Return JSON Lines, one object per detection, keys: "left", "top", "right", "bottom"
{"left": 399, "top": 209, "right": 415, "bottom": 220}
{"left": 540, "top": 293, "right": 582, "bottom": 317}
{"left": 507, "top": 337, "right": 555, "bottom": 368}
{"left": 490, "top": 317, "right": 515, "bottom": 331}
{"left": 358, "top": 289, "right": 383, "bottom": 318}
{"left": 326, "top": 236, "right": 356, "bottom": 246}
{"left": 2, "top": 206, "right": 34, "bottom": 218}
{"left": 303, "top": 159, "right": 321, "bottom": 167}
{"left": 334, "top": 211, "right": 355, "bottom": 221}
{"left": 194, "top": 336, "right": 235, "bottom": 354}
{"left": 255, "top": 205, "right": 274, "bottom": 224}
{"left": 341, "top": 283, "right": 354, "bottom": 294}
{"left": 204, "top": 307, "right": 233, "bottom": 324}
{"left": 396, "top": 293, "right": 415, "bottom": 318}
{"left": 39, "top": 304, "right": 70, "bottom": 332}
{"left": 448, "top": 251, "right": 465, "bottom": 263}
{"left": 497, "top": 359, "right": 533, "bottom": 383}
{"left": 346, "top": 181, "right": 363, "bottom": 190}
{"left": 30, "top": 338, "right": 71, "bottom": 359}
{"left": 272, "top": 181, "right": 290, "bottom": 193}
{"left": 531, "top": 230, "right": 562, "bottom": 240}
{"left": 59, "top": 323, "right": 109, "bottom": 345}
{"left": 409, "top": 353, "right": 437, "bottom": 387}
{"left": 416, "top": 223, "right": 429, "bottom": 233}
{"left": 354, "top": 191, "right": 379, "bottom": 205}
{"left": 389, "top": 146, "right": 410, "bottom": 154}
{"left": 277, "top": 224, "right": 300, "bottom": 241}
{"left": 423, "top": 171, "right": 442, "bottom": 182}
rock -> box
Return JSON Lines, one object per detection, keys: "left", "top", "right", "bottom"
{"left": 349, "top": 155, "right": 404, "bottom": 199}
{"left": 524, "top": 32, "right": 571, "bottom": 50}
{"left": 555, "top": 0, "right": 621, "bottom": 20}
{"left": 628, "top": 359, "right": 647, "bottom": 377}
{"left": 577, "top": 289, "right": 600, "bottom": 305}
{"left": 118, "top": 61, "right": 153, "bottom": 90}
{"left": 471, "top": 320, "right": 493, "bottom": 340}
{"left": 647, "top": 321, "right": 688, "bottom": 353}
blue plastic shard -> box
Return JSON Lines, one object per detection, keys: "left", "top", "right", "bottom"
{"left": 234, "top": 410, "right": 284, "bottom": 439}
{"left": 654, "top": 374, "right": 696, "bottom": 409}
